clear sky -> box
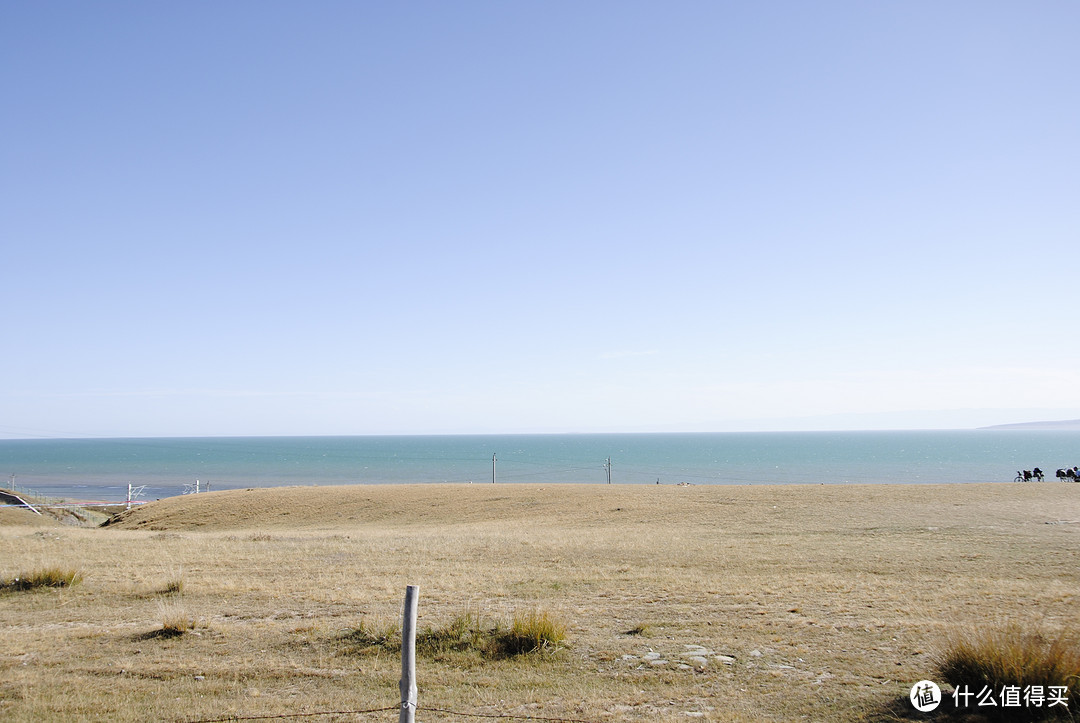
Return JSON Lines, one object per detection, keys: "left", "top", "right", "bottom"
{"left": 3, "top": 2, "right": 1079, "bottom": 439}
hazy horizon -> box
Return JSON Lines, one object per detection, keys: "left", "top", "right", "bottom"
{"left": 3, "top": 409, "right": 1079, "bottom": 441}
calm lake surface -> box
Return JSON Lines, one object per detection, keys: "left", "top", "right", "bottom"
{"left": 1, "top": 431, "right": 1078, "bottom": 502}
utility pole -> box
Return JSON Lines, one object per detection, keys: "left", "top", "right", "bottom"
{"left": 605, "top": 457, "right": 612, "bottom": 484}
{"left": 492, "top": 453, "right": 497, "bottom": 484}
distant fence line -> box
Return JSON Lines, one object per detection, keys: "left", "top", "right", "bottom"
{"left": 2, "top": 481, "right": 154, "bottom": 509}
{"left": 3, "top": 481, "right": 64, "bottom": 504}
{"left": 0, "top": 502, "right": 145, "bottom": 509}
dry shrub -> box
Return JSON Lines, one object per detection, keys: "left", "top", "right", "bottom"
{"left": 938, "top": 623, "right": 1080, "bottom": 716}
{"left": 1, "top": 567, "right": 83, "bottom": 592}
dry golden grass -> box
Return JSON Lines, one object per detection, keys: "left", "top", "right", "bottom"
{"left": 0, "top": 508, "right": 57, "bottom": 528}
{"left": 0, "top": 566, "right": 83, "bottom": 592}
{"left": 938, "top": 623, "right": 1080, "bottom": 714}
{"left": 1, "top": 482, "right": 1077, "bottom": 722}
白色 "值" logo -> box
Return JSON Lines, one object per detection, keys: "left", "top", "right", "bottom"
{"left": 910, "top": 680, "right": 942, "bottom": 712}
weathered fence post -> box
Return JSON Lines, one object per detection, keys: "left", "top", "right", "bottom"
{"left": 399, "top": 585, "right": 419, "bottom": 723}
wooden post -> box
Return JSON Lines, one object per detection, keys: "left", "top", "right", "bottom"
{"left": 399, "top": 585, "right": 419, "bottom": 723}
{"left": 492, "top": 453, "right": 497, "bottom": 484}
{"left": 606, "top": 457, "right": 612, "bottom": 484}
{"left": 127, "top": 483, "right": 132, "bottom": 511}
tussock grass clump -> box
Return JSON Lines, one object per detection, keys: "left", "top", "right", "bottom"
{"left": 157, "top": 601, "right": 199, "bottom": 637}
{"left": 418, "top": 611, "right": 481, "bottom": 654}
{"left": 1, "top": 567, "right": 83, "bottom": 592}
{"left": 160, "top": 578, "right": 184, "bottom": 595}
{"left": 343, "top": 608, "right": 567, "bottom": 659}
{"left": 625, "top": 623, "right": 654, "bottom": 637}
{"left": 938, "top": 624, "right": 1080, "bottom": 715}
{"left": 340, "top": 618, "right": 401, "bottom": 653}
{"left": 495, "top": 610, "right": 567, "bottom": 656}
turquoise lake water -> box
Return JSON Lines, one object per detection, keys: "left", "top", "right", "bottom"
{"left": 1, "top": 431, "right": 1078, "bottom": 502}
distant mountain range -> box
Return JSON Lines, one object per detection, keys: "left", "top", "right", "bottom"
{"left": 979, "top": 419, "right": 1080, "bottom": 430}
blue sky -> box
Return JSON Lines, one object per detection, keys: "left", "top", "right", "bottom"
{"left": 3, "top": 2, "right": 1079, "bottom": 438}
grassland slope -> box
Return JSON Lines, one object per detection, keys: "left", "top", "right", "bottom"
{"left": 4, "top": 482, "right": 1079, "bottom": 721}
{"left": 104, "top": 481, "right": 1078, "bottom": 533}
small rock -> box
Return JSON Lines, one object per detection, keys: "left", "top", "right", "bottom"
{"left": 749, "top": 649, "right": 762, "bottom": 657}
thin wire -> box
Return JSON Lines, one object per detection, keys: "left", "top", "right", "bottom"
{"left": 181, "top": 704, "right": 598, "bottom": 723}
{"left": 419, "top": 707, "right": 597, "bottom": 722}
{"left": 182, "top": 705, "right": 398, "bottom": 722}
